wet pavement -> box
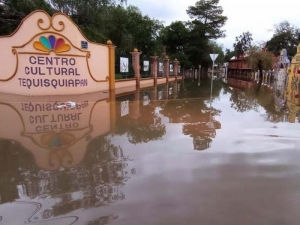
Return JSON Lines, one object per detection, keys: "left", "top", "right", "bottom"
{"left": 0, "top": 78, "right": 299, "bottom": 225}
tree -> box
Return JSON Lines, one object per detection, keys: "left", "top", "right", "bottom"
{"left": 184, "top": 0, "right": 227, "bottom": 69}
{"left": 123, "top": 6, "right": 163, "bottom": 55}
{"left": 46, "top": 0, "right": 127, "bottom": 15}
{"left": 208, "top": 40, "right": 224, "bottom": 64}
{"left": 224, "top": 48, "right": 235, "bottom": 62}
{"left": 159, "top": 21, "right": 192, "bottom": 68}
{"left": 266, "top": 21, "right": 300, "bottom": 57}
{"left": 246, "top": 46, "right": 275, "bottom": 71}
{"left": 186, "top": 0, "right": 227, "bottom": 39}
{"left": 233, "top": 31, "right": 253, "bottom": 58}
{"left": 46, "top": 0, "right": 127, "bottom": 44}
{"left": 159, "top": 21, "right": 190, "bottom": 55}
{"left": 0, "top": 0, "right": 54, "bottom": 35}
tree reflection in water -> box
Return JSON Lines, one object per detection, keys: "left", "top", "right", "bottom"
{"left": 160, "top": 79, "right": 222, "bottom": 151}
{"left": 125, "top": 112, "right": 166, "bottom": 144}
{"left": 225, "top": 79, "right": 261, "bottom": 113}
{"left": 0, "top": 135, "right": 134, "bottom": 223}
{"left": 86, "top": 214, "right": 119, "bottom": 225}
{"left": 226, "top": 78, "right": 290, "bottom": 123}
{"left": 115, "top": 91, "right": 166, "bottom": 144}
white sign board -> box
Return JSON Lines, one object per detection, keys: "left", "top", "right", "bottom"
{"left": 143, "top": 61, "right": 149, "bottom": 71}
{"left": 209, "top": 54, "right": 219, "bottom": 62}
{"left": 121, "top": 100, "right": 129, "bottom": 117}
{"left": 120, "top": 57, "right": 129, "bottom": 72}
{"left": 159, "top": 62, "right": 164, "bottom": 72}
{"left": 158, "top": 91, "right": 163, "bottom": 100}
{"left": 143, "top": 95, "right": 150, "bottom": 106}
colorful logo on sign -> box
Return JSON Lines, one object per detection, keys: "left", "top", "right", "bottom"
{"left": 41, "top": 131, "right": 76, "bottom": 149}
{"left": 33, "top": 35, "right": 70, "bottom": 53}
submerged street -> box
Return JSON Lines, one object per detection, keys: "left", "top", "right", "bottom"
{"left": 0, "top": 78, "right": 299, "bottom": 225}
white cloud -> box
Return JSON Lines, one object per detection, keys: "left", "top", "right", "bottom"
{"left": 126, "top": 0, "right": 300, "bottom": 50}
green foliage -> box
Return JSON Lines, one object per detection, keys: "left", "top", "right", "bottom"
{"left": 186, "top": 0, "right": 227, "bottom": 39}
{"left": 266, "top": 21, "right": 300, "bottom": 57}
{"left": 46, "top": 0, "right": 127, "bottom": 15}
{"left": 159, "top": 21, "right": 191, "bottom": 68}
{"left": 183, "top": 0, "right": 227, "bottom": 69}
{"left": 115, "top": 74, "right": 123, "bottom": 79}
{"left": 159, "top": 21, "right": 190, "bottom": 55}
{"left": 122, "top": 5, "right": 163, "bottom": 55}
{"left": 246, "top": 46, "right": 275, "bottom": 71}
{"left": 224, "top": 48, "right": 235, "bottom": 62}
{"left": 233, "top": 31, "right": 253, "bottom": 57}
{"left": 0, "top": 0, "right": 54, "bottom": 34}
{"left": 208, "top": 40, "right": 224, "bottom": 64}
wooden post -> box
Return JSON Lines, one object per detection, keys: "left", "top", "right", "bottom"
{"left": 107, "top": 40, "right": 116, "bottom": 90}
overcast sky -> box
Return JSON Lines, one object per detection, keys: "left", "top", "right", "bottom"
{"left": 126, "top": 0, "right": 300, "bottom": 51}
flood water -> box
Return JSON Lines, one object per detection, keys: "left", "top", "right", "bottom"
{"left": 0, "top": 78, "right": 299, "bottom": 225}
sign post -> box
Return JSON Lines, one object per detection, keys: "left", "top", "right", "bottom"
{"left": 207, "top": 54, "right": 219, "bottom": 128}
{"left": 209, "top": 54, "right": 219, "bottom": 95}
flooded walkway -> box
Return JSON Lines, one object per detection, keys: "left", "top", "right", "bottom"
{"left": 0, "top": 78, "right": 299, "bottom": 225}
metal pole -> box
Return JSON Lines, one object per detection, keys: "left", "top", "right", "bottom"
{"left": 208, "top": 54, "right": 218, "bottom": 129}
{"left": 198, "top": 65, "right": 201, "bottom": 86}
{"left": 210, "top": 61, "right": 214, "bottom": 97}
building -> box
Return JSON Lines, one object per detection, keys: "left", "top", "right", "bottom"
{"left": 227, "top": 48, "right": 278, "bottom": 82}
{"left": 227, "top": 54, "right": 253, "bottom": 81}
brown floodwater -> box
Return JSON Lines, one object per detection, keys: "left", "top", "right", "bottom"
{"left": 0, "top": 78, "right": 299, "bottom": 225}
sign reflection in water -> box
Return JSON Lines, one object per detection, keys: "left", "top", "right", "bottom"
{"left": 0, "top": 92, "right": 135, "bottom": 224}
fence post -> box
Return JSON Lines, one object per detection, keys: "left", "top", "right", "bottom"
{"left": 109, "top": 89, "right": 116, "bottom": 131}
{"left": 151, "top": 55, "right": 158, "bottom": 85}
{"left": 173, "top": 80, "right": 178, "bottom": 98}
{"left": 107, "top": 40, "right": 116, "bottom": 90}
{"left": 131, "top": 48, "right": 141, "bottom": 88}
{"left": 164, "top": 56, "right": 170, "bottom": 82}
{"left": 132, "top": 90, "right": 141, "bottom": 119}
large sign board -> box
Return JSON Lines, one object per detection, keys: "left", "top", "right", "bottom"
{"left": 0, "top": 10, "right": 112, "bottom": 95}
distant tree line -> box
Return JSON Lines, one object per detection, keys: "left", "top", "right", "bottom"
{"left": 225, "top": 20, "right": 300, "bottom": 71}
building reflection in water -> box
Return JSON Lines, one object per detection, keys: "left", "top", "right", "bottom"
{"left": 0, "top": 91, "right": 135, "bottom": 224}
